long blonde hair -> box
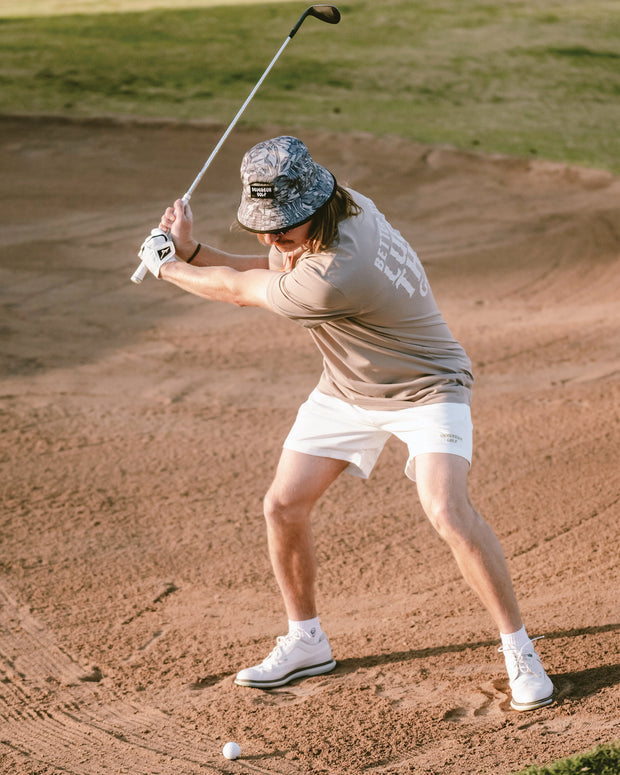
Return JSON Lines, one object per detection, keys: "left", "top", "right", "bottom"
{"left": 305, "top": 185, "right": 362, "bottom": 252}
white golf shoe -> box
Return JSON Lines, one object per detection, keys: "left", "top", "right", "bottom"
{"left": 234, "top": 631, "right": 336, "bottom": 689}
{"left": 499, "top": 637, "right": 554, "bottom": 711}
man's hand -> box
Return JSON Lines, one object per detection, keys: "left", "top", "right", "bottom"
{"left": 160, "top": 199, "right": 196, "bottom": 260}
{"left": 138, "top": 228, "right": 177, "bottom": 278}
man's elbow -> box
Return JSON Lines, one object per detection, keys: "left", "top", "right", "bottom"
{"left": 230, "top": 291, "right": 266, "bottom": 309}
{"left": 227, "top": 280, "right": 253, "bottom": 307}
{"left": 231, "top": 293, "right": 251, "bottom": 308}
{"left": 228, "top": 272, "right": 270, "bottom": 309}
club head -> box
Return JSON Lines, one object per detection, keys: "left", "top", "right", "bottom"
{"left": 290, "top": 5, "right": 340, "bottom": 37}
{"left": 308, "top": 5, "right": 341, "bottom": 25}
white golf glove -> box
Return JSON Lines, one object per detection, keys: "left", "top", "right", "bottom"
{"left": 138, "top": 228, "right": 177, "bottom": 278}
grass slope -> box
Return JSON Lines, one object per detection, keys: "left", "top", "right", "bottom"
{"left": 0, "top": 0, "right": 293, "bottom": 14}
{"left": 0, "top": 0, "right": 619, "bottom": 171}
{"left": 512, "top": 741, "right": 620, "bottom": 775}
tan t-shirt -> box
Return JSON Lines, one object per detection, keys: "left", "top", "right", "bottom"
{"left": 265, "top": 190, "right": 473, "bottom": 409}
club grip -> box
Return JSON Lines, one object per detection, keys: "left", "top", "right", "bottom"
{"left": 131, "top": 261, "right": 149, "bottom": 284}
{"left": 131, "top": 199, "right": 188, "bottom": 285}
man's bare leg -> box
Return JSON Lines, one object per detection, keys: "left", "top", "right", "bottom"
{"left": 414, "top": 452, "right": 522, "bottom": 633}
{"left": 263, "top": 449, "right": 349, "bottom": 620}
{"left": 234, "top": 450, "right": 347, "bottom": 688}
{"left": 414, "top": 452, "right": 554, "bottom": 710}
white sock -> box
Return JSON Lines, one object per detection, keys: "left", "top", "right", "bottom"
{"left": 288, "top": 617, "right": 322, "bottom": 642}
{"left": 500, "top": 625, "right": 531, "bottom": 651}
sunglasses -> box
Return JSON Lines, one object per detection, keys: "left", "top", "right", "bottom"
{"left": 265, "top": 226, "right": 294, "bottom": 237}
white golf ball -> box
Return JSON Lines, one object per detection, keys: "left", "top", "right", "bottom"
{"left": 222, "top": 741, "right": 241, "bottom": 760}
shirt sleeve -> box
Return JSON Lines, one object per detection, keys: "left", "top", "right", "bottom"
{"left": 265, "top": 255, "right": 358, "bottom": 329}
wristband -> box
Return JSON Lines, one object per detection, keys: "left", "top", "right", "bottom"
{"left": 187, "top": 243, "right": 201, "bottom": 264}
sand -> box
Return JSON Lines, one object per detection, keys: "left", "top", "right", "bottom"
{"left": 1, "top": 115, "right": 619, "bottom": 774}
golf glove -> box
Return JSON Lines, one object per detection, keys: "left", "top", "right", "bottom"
{"left": 138, "top": 228, "right": 176, "bottom": 278}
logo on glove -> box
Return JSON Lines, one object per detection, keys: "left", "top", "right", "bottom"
{"left": 138, "top": 228, "right": 176, "bottom": 279}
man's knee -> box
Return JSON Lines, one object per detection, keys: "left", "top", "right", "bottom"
{"left": 263, "top": 486, "right": 312, "bottom": 528}
{"left": 422, "top": 495, "right": 481, "bottom": 548}
{"left": 263, "top": 450, "right": 346, "bottom": 529}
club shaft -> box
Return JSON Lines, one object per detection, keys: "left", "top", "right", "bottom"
{"left": 184, "top": 36, "right": 292, "bottom": 202}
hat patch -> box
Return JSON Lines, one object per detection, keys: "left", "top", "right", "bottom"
{"left": 250, "top": 182, "right": 275, "bottom": 199}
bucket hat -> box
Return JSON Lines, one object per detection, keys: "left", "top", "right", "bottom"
{"left": 237, "top": 136, "right": 336, "bottom": 233}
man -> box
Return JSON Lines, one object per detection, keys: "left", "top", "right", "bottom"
{"left": 138, "top": 135, "right": 554, "bottom": 712}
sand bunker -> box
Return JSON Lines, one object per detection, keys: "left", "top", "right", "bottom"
{"left": 1, "top": 116, "right": 619, "bottom": 774}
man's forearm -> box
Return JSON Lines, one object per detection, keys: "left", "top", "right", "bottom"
{"left": 176, "top": 240, "right": 269, "bottom": 272}
{"left": 159, "top": 260, "right": 242, "bottom": 304}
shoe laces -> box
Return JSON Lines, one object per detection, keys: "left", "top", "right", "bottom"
{"left": 262, "top": 631, "right": 304, "bottom": 667}
{"left": 498, "top": 635, "right": 544, "bottom": 676}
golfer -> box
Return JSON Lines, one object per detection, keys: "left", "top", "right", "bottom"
{"left": 139, "top": 135, "right": 554, "bottom": 712}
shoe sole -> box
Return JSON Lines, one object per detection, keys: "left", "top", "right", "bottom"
{"left": 234, "top": 659, "right": 336, "bottom": 689}
{"left": 510, "top": 692, "right": 555, "bottom": 712}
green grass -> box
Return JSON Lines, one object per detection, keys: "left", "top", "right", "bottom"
{"left": 511, "top": 740, "right": 620, "bottom": 775}
{"left": 1, "top": 0, "right": 619, "bottom": 171}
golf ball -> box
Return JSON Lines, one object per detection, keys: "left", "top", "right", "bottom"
{"left": 222, "top": 741, "right": 241, "bottom": 760}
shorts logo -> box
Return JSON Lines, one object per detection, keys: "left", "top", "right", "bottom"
{"left": 439, "top": 432, "right": 463, "bottom": 444}
{"left": 250, "top": 182, "right": 275, "bottom": 199}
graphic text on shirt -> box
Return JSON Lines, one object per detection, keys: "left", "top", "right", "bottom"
{"left": 373, "top": 209, "right": 429, "bottom": 299}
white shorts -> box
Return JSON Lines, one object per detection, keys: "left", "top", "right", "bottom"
{"left": 283, "top": 389, "right": 473, "bottom": 481}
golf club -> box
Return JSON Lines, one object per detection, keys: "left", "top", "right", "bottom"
{"left": 131, "top": 4, "right": 341, "bottom": 284}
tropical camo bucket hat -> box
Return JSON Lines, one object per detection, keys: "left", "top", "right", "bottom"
{"left": 237, "top": 136, "right": 336, "bottom": 233}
